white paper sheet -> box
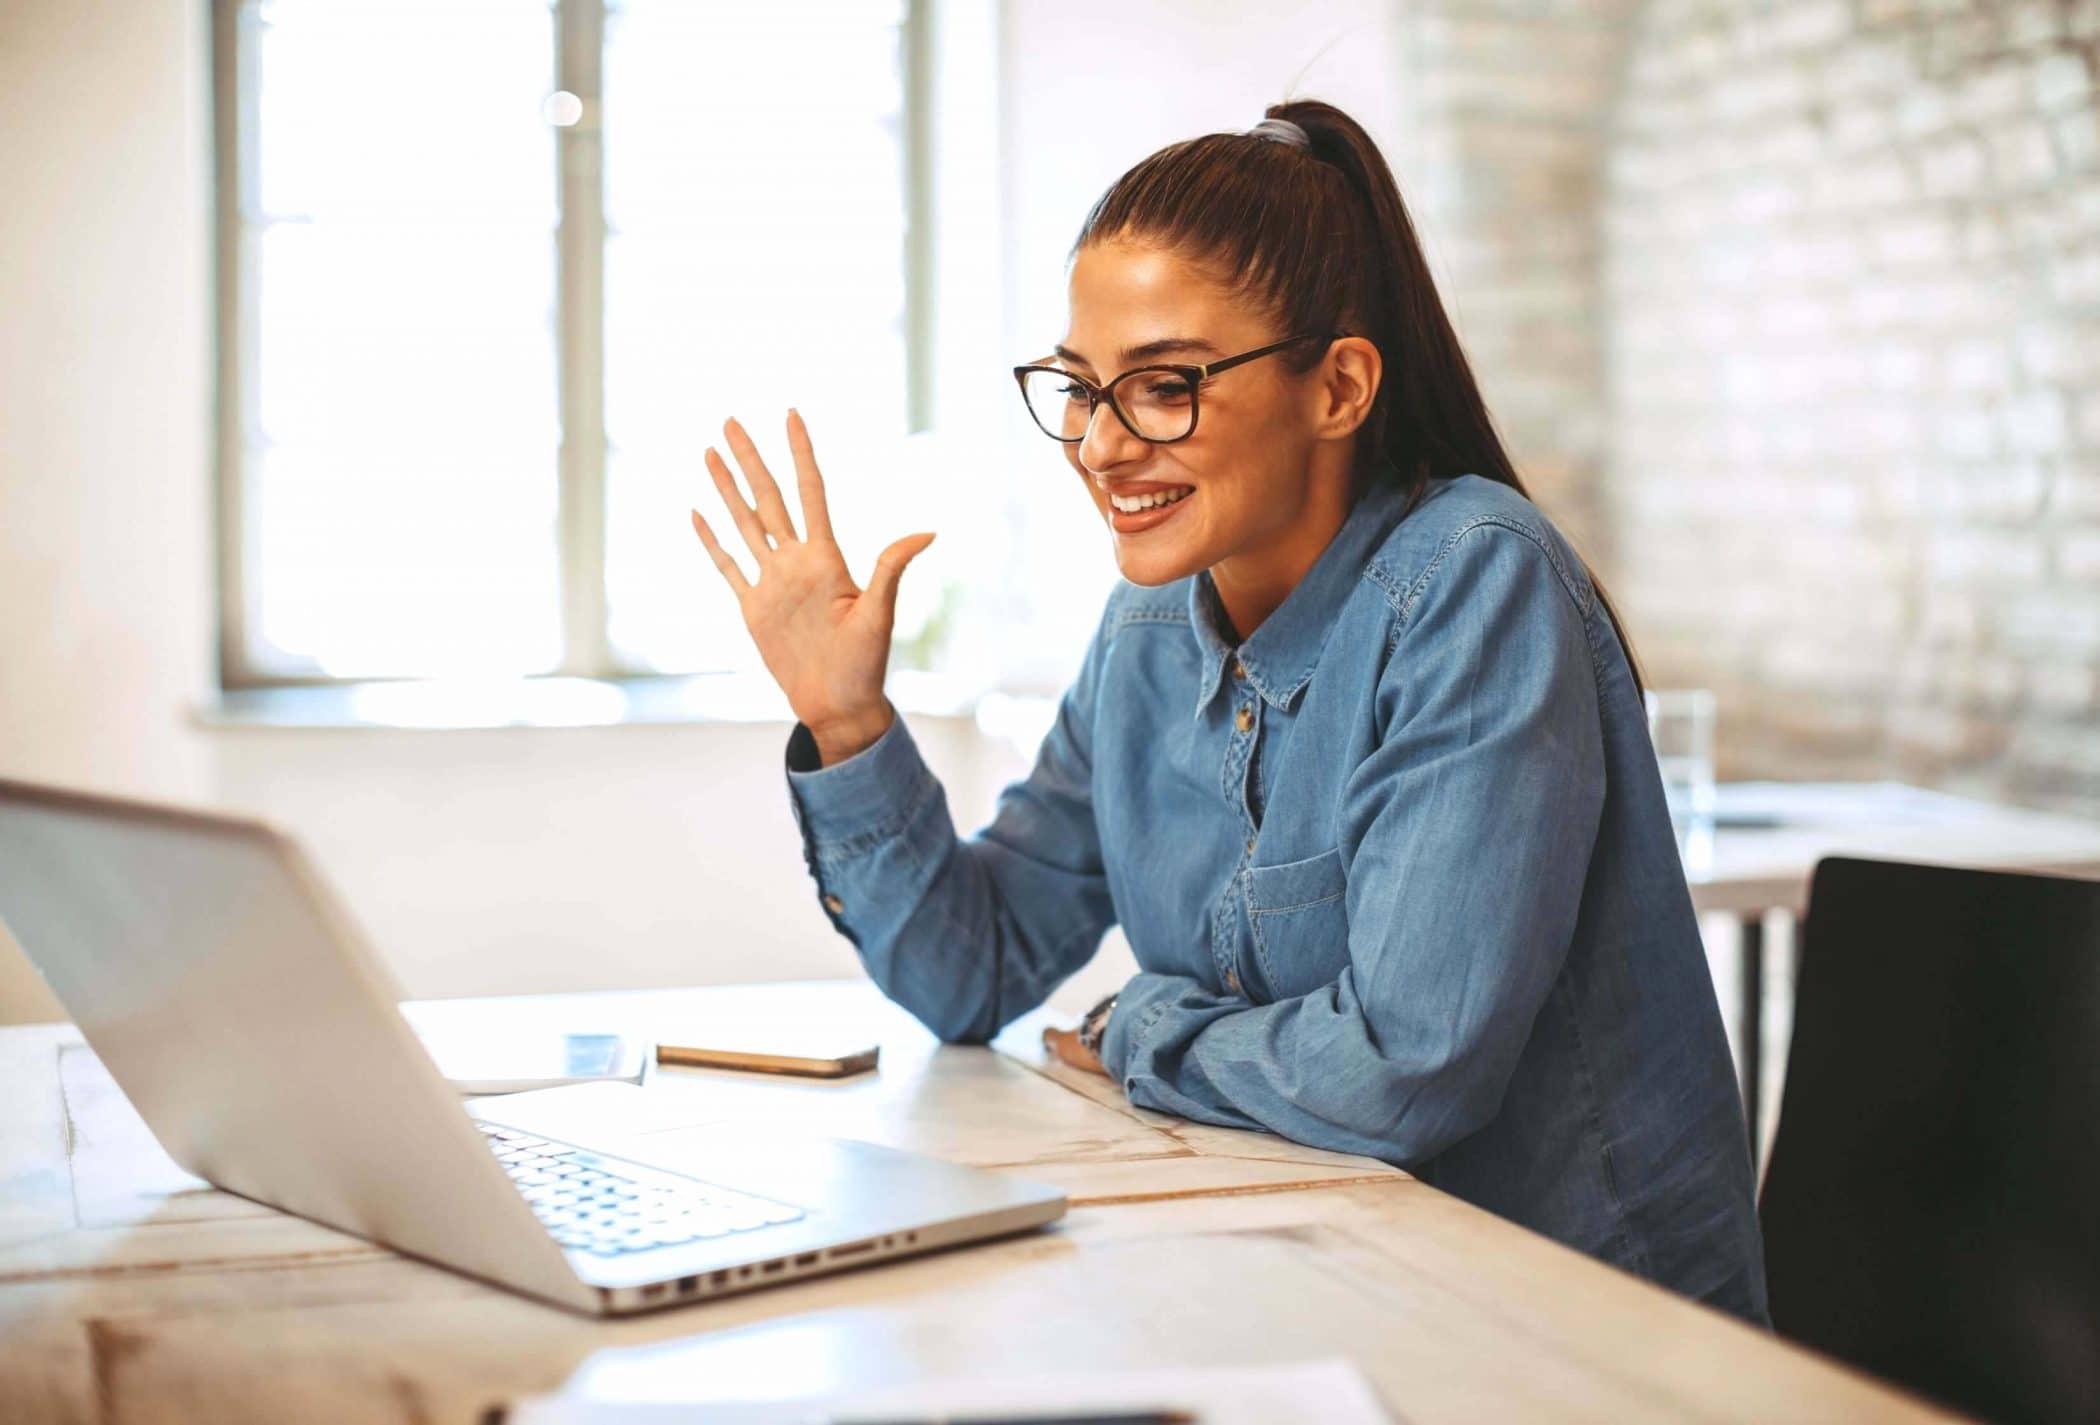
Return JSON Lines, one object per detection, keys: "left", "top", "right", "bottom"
{"left": 497, "top": 1357, "right": 1398, "bottom": 1424}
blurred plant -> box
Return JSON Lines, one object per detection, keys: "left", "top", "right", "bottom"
{"left": 888, "top": 573, "right": 967, "bottom": 672}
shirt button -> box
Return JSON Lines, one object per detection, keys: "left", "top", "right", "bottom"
{"left": 1234, "top": 705, "right": 1254, "bottom": 733}
{"left": 1225, "top": 969, "right": 1241, "bottom": 993}
{"left": 1245, "top": 837, "right": 1256, "bottom": 856}
{"left": 1230, "top": 658, "right": 1246, "bottom": 680}
{"left": 821, "top": 894, "right": 844, "bottom": 913}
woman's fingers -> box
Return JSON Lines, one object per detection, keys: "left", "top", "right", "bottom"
{"left": 1040, "top": 1025, "right": 1105, "bottom": 1076}
{"left": 722, "top": 416, "right": 801, "bottom": 547}
{"left": 861, "top": 531, "right": 936, "bottom": 626}
{"left": 784, "top": 407, "right": 835, "bottom": 546}
{"left": 688, "top": 509, "right": 751, "bottom": 597}
{"left": 704, "top": 445, "right": 774, "bottom": 563}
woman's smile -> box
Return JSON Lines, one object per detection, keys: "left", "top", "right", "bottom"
{"left": 1097, "top": 479, "right": 1197, "bottom": 533}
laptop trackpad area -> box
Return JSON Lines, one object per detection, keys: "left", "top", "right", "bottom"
{"left": 468, "top": 1080, "right": 1060, "bottom": 1220}
{"left": 469, "top": 1079, "right": 728, "bottom": 1146}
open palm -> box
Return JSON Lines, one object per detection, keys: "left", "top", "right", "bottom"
{"left": 688, "top": 410, "right": 936, "bottom": 759}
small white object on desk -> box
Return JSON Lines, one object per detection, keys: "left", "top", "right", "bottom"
{"left": 416, "top": 1027, "right": 651, "bottom": 1095}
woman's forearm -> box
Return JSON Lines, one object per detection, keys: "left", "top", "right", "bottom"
{"left": 783, "top": 710, "right": 1114, "bottom": 1044}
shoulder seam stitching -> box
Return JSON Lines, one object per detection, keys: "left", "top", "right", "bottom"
{"left": 1385, "top": 513, "right": 1594, "bottom": 627}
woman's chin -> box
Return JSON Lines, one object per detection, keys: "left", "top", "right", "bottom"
{"left": 1109, "top": 541, "right": 1202, "bottom": 587}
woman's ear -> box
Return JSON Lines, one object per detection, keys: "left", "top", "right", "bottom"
{"left": 1313, "top": 336, "right": 1381, "bottom": 441}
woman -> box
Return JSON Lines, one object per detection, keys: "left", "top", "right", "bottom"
{"left": 688, "top": 100, "right": 1770, "bottom": 1327}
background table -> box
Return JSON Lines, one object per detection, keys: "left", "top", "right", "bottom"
{"left": 1686, "top": 782, "right": 2100, "bottom": 1169}
{"left": 0, "top": 979, "right": 1972, "bottom": 1423}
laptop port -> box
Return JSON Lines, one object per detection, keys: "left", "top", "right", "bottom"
{"left": 641, "top": 1283, "right": 666, "bottom": 1299}
{"left": 676, "top": 1276, "right": 698, "bottom": 1294}
{"left": 761, "top": 1259, "right": 784, "bottom": 1275}
{"left": 793, "top": 1253, "right": 818, "bottom": 1267}
{"left": 709, "top": 1270, "right": 729, "bottom": 1287}
{"left": 829, "top": 1239, "right": 876, "bottom": 1258}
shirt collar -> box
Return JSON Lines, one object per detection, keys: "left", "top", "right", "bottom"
{"left": 1188, "top": 475, "right": 1415, "bottom": 722}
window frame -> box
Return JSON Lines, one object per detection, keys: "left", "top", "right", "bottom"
{"left": 209, "top": 0, "right": 933, "bottom": 691}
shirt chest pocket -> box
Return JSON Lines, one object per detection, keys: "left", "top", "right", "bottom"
{"left": 1242, "top": 845, "right": 1351, "bottom": 1001}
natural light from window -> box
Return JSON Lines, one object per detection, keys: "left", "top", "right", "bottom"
{"left": 237, "top": 0, "right": 927, "bottom": 685}
{"left": 251, "top": 0, "right": 562, "bottom": 679}
{"left": 602, "top": 0, "right": 911, "bottom": 676}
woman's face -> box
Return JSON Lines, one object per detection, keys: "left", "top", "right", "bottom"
{"left": 1049, "top": 238, "right": 1363, "bottom": 590}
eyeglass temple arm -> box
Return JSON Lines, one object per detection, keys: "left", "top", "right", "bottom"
{"left": 1195, "top": 332, "right": 1339, "bottom": 379}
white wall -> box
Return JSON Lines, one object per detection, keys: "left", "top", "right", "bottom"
{"left": 0, "top": 0, "right": 1412, "bottom": 1024}
{"left": 0, "top": 0, "right": 214, "bottom": 1021}
{"left": 204, "top": 719, "right": 999, "bottom": 1002}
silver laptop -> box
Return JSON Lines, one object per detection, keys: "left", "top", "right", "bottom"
{"left": 0, "top": 776, "right": 1066, "bottom": 1316}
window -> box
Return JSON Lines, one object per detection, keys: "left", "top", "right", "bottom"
{"left": 213, "top": 0, "right": 943, "bottom": 692}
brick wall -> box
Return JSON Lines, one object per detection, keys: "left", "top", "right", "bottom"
{"left": 1605, "top": 0, "right": 2100, "bottom": 809}
{"left": 1400, "top": 0, "right": 1643, "bottom": 564}
{"left": 1406, "top": 0, "right": 2100, "bottom": 813}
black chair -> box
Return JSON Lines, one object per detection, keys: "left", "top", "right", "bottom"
{"left": 1758, "top": 855, "right": 2100, "bottom": 1424}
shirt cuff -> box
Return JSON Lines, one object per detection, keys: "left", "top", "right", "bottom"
{"left": 1098, "top": 974, "right": 1174, "bottom": 1088}
{"left": 783, "top": 711, "right": 938, "bottom": 857}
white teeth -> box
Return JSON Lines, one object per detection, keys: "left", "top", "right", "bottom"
{"left": 1109, "top": 486, "right": 1193, "bottom": 514}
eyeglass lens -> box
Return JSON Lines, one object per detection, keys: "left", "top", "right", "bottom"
{"left": 1020, "top": 367, "right": 1196, "bottom": 442}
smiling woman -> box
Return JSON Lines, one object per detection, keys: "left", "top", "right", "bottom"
{"left": 687, "top": 98, "right": 1771, "bottom": 1331}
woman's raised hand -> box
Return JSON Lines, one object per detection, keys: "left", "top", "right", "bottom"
{"left": 689, "top": 410, "right": 936, "bottom": 766}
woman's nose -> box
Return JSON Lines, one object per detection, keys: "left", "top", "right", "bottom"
{"left": 1078, "top": 398, "right": 1146, "bottom": 474}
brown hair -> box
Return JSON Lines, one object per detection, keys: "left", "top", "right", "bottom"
{"left": 1070, "top": 97, "right": 1645, "bottom": 695}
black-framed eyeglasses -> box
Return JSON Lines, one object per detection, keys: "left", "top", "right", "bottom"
{"left": 1012, "top": 331, "right": 1341, "bottom": 445}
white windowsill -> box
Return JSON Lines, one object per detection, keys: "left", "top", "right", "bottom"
{"left": 191, "top": 669, "right": 1010, "bottom": 733}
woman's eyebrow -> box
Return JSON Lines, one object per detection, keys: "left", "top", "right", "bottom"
{"left": 1052, "top": 337, "right": 1223, "bottom": 368}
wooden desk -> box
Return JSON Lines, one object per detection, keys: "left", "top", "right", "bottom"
{"left": 1686, "top": 782, "right": 2100, "bottom": 1167}
{"left": 0, "top": 981, "right": 1963, "bottom": 1423}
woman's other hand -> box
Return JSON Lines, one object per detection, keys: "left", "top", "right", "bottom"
{"left": 688, "top": 409, "right": 936, "bottom": 766}
{"left": 1041, "top": 1025, "right": 1107, "bottom": 1076}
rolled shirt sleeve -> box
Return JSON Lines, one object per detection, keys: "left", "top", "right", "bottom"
{"left": 784, "top": 596, "right": 1122, "bottom": 1044}
{"left": 1100, "top": 525, "right": 1608, "bottom": 1165}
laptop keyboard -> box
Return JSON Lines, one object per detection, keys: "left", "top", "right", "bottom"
{"left": 476, "top": 1122, "right": 805, "bottom": 1257}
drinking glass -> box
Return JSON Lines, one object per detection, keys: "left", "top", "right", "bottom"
{"left": 1645, "top": 688, "right": 1717, "bottom": 841}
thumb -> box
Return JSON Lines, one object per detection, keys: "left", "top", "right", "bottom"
{"left": 863, "top": 531, "right": 937, "bottom": 624}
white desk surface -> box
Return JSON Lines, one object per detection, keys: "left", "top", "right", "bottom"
{"left": 1685, "top": 781, "right": 2100, "bottom": 916}
{"left": 0, "top": 980, "right": 1967, "bottom": 1424}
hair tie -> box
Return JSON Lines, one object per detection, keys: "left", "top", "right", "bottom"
{"left": 1242, "top": 117, "right": 1310, "bottom": 149}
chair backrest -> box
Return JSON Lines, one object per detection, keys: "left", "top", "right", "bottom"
{"left": 1759, "top": 856, "right": 2100, "bottom": 1424}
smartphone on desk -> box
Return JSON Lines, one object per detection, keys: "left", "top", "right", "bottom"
{"left": 655, "top": 1027, "right": 880, "bottom": 1079}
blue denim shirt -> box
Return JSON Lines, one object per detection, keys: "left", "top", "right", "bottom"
{"left": 783, "top": 473, "right": 1770, "bottom": 1326}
